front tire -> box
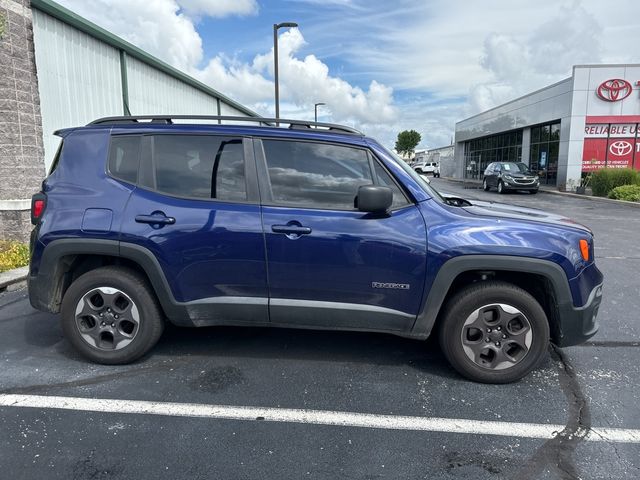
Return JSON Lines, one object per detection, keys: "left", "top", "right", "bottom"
{"left": 497, "top": 180, "right": 505, "bottom": 194}
{"left": 438, "top": 281, "right": 549, "bottom": 383}
{"left": 61, "top": 266, "right": 164, "bottom": 364}
{"left": 483, "top": 178, "right": 490, "bottom": 191}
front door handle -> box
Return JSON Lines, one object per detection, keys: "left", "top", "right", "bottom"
{"left": 135, "top": 213, "right": 176, "bottom": 225}
{"left": 272, "top": 224, "right": 312, "bottom": 235}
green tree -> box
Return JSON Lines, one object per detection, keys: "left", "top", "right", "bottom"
{"left": 395, "top": 130, "right": 422, "bottom": 159}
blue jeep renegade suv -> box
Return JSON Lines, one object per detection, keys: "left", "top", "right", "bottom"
{"left": 28, "top": 116, "right": 603, "bottom": 383}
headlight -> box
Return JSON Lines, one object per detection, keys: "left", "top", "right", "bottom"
{"left": 503, "top": 174, "right": 513, "bottom": 180}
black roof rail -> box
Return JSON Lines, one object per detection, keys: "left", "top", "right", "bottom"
{"left": 87, "top": 115, "right": 363, "bottom": 135}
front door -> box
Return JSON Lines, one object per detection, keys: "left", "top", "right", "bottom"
{"left": 255, "top": 138, "right": 428, "bottom": 332}
{"left": 118, "top": 133, "right": 268, "bottom": 325}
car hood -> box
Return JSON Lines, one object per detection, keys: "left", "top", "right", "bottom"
{"left": 443, "top": 195, "right": 592, "bottom": 234}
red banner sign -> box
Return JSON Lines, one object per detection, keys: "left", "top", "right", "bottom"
{"left": 582, "top": 120, "right": 639, "bottom": 172}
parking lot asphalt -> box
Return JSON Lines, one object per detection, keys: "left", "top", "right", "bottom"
{"left": 1, "top": 178, "right": 639, "bottom": 479}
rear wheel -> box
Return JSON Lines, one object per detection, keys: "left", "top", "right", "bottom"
{"left": 61, "top": 266, "right": 164, "bottom": 364}
{"left": 438, "top": 281, "right": 549, "bottom": 383}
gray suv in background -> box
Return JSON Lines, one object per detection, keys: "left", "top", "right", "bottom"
{"left": 482, "top": 162, "right": 539, "bottom": 194}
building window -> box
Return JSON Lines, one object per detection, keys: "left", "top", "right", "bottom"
{"left": 530, "top": 121, "right": 560, "bottom": 186}
{"left": 463, "top": 129, "right": 523, "bottom": 180}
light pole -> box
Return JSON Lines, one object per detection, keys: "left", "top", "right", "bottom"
{"left": 314, "top": 102, "right": 325, "bottom": 123}
{"left": 273, "top": 22, "right": 298, "bottom": 125}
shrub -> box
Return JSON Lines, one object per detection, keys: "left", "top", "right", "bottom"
{"left": 0, "top": 241, "right": 30, "bottom": 273}
{"left": 608, "top": 184, "right": 640, "bottom": 202}
{"left": 590, "top": 168, "right": 640, "bottom": 197}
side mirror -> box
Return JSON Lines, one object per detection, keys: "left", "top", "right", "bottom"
{"left": 357, "top": 185, "right": 393, "bottom": 213}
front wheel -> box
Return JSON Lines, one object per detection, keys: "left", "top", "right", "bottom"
{"left": 530, "top": 189, "right": 538, "bottom": 194}
{"left": 483, "top": 178, "right": 490, "bottom": 191}
{"left": 61, "top": 266, "right": 165, "bottom": 364}
{"left": 438, "top": 281, "right": 550, "bottom": 383}
{"left": 497, "top": 180, "right": 505, "bottom": 194}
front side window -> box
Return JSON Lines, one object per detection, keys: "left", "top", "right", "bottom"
{"left": 262, "top": 140, "right": 374, "bottom": 210}
{"left": 146, "top": 135, "right": 247, "bottom": 201}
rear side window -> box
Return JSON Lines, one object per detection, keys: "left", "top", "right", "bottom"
{"left": 262, "top": 140, "right": 373, "bottom": 210}
{"left": 144, "top": 135, "right": 247, "bottom": 201}
{"left": 108, "top": 136, "right": 141, "bottom": 184}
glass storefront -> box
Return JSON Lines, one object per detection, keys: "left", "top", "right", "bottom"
{"left": 463, "top": 130, "right": 523, "bottom": 179}
{"left": 529, "top": 121, "right": 560, "bottom": 185}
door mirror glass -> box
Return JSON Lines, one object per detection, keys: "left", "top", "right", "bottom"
{"left": 357, "top": 185, "right": 393, "bottom": 213}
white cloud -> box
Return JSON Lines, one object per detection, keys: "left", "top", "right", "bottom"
{"left": 176, "top": 0, "right": 259, "bottom": 18}
{"left": 57, "top": 0, "right": 203, "bottom": 71}
{"left": 470, "top": 2, "right": 604, "bottom": 112}
{"left": 56, "top": 0, "right": 397, "bottom": 130}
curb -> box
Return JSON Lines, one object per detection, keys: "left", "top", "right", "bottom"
{"left": 440, "top": 178, "right": 640, "bottom": 209}
{"left": 0, "top": 266, "right": 28, "bottom": 292}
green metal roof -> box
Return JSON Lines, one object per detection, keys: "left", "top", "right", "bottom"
{"left": 30, "top": 0, "right": 260, "bottom": 118}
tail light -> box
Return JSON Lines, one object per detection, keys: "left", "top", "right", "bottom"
{"left": 31, "top": 193, "right": 47, "bottom": 225}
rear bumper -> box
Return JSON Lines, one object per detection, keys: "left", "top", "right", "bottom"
{"left": 555, "top": 281, "right": 603, "bottom": 347}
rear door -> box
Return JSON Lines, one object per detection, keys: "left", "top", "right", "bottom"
{"left": 118, "top": 133, "right": 268, "bottom": 325}
{"left": 255, "top": 138, "right": 428, "bottom": 333}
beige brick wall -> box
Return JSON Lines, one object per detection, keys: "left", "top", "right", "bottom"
{"left": 0, "top": 0, "right": 45, "bottom": 242}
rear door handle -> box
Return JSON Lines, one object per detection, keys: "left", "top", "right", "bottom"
{"left": 135, "top": 213, "right": 176, "bottom": 225}
{"left": 271, "top": 224, "right": 312, "bottom": 235}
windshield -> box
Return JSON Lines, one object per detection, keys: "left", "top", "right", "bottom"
{"left": 501, "top": 162, "right": 530, "bottom": 173}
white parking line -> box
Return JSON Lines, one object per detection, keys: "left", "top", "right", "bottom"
{"left": 1, "top": 393, "right": 639, "bottom": 444}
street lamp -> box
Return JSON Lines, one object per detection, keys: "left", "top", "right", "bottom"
{"left": 314, "top": 102, "right": 325, "bottom": 123}
{"left": 273, "top": 22, "right": 298, "bottom": 125}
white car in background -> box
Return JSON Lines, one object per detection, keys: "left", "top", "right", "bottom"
{"left": 413, "top": 160, "right": 440, "bottom": 177}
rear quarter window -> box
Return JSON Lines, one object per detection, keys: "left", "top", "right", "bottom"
{"left": 108, "top": 136, "right": 142, "bottom": 184}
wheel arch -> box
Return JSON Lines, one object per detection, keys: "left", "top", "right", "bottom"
{"left": 30, "top": 239, "right": 189, "bottom": 323}
{"left": 411, "top": 255, "right": 572, "bottom": 344}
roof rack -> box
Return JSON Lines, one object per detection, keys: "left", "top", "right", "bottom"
{"left": 88, "top": 115, "right": 363, "bottom": 135}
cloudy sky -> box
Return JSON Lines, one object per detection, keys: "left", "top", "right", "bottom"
{"left": 57, "top": 0, "right": 640, "bottom": 150}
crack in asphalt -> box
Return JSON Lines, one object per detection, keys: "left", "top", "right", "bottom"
{"left": 517, "top": 344, "right": 591, "bottom": 480}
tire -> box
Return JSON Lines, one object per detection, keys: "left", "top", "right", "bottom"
{"left": 497, "top": 180, "right": 505, "bottom": 194}
{"left": 483, "top": 179, "right": 490, "bottom": 191}
{"left": 61, "top": 266, "right": 165, "bottom": 364}
{"left": 530, "top": 189, "right": 538, "bottom": 194}
{"left": 438, "top": 281, "right": 549, "bottom": 383}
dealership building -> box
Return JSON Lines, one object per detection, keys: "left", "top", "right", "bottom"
{"left": 454, "top": 64, "right": 640, "bottom": 190}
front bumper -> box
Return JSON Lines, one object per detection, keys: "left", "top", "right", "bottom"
{"left": 555, "top": 281, "right": 603, "bottom": 347}
{"left": 504, "top": 178, "right": 539, "bottom": 190}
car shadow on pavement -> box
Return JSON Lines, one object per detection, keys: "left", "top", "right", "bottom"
{"left": 152, "top": 323, "right": 461, "bottom": 380}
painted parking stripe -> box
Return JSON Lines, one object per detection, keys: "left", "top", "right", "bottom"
{"left": 1, "top": 393, "right": 639, "bottom": 444}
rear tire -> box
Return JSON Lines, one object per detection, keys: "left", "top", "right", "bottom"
{"left": 61, "top": 266, "right": 164, "bottom": 364}
{"left": 438, "top": 281, "right": 549, "bottom": 383}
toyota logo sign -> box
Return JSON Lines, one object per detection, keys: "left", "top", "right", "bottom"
{"left": 596, "top": 79, "right": 633, "bottom": 102}
{"left": 609, "top": 140, "right": 633, "bottom": 157}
